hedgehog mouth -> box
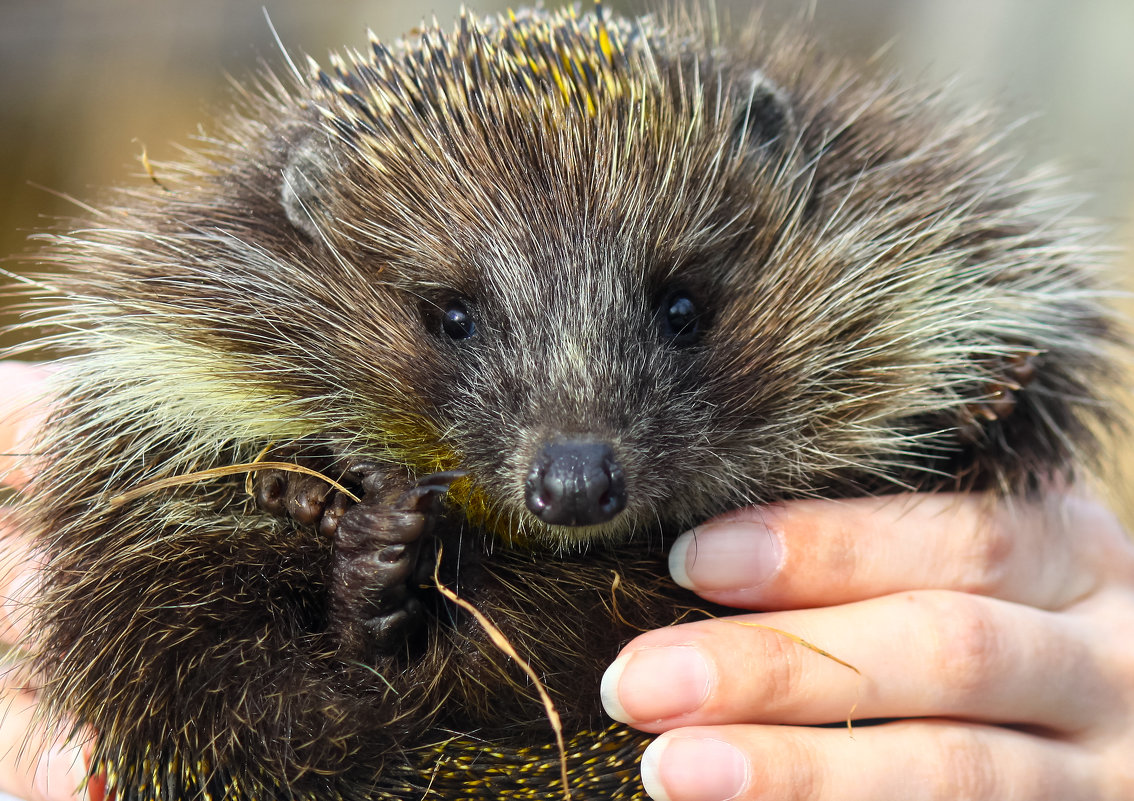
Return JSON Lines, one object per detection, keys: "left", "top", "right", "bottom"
{"left": 458, "top": 492, "right": 642, "bottom": 550}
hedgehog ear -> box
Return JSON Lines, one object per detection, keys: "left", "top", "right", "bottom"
{"left": 281, "top": 135, "right": 336, "bottom": 242}
{"left": 732, "top": 70, "right": 795, "bottom": 153}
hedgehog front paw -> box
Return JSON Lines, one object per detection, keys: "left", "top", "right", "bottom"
{"left": 253, "top": 463, "right": 462, "bottom": 657}
{"left": 253, "top": 467, "right": 336, "bottom": 529}
{"left": 251, "top": 457, "right": 361, "bottom": 539}
{"left": 328, "top": 470, "right": 463, "bottom": 659}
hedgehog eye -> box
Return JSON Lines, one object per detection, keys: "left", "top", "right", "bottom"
{"left": 440, "top": 299, "right": 477, "bottom": 340}
{"left": 658, "top": 290, "right": 700, "bottom": 345}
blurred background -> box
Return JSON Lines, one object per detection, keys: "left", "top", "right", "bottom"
{"left": 0, "top": 0, "right": 1131, "bottom": 468}
{"left": 2, "top": 0, "right": 1131, "bottom": 255}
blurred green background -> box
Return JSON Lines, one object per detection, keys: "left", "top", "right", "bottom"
{"left": 1, "top": 0, "right": 1132, "bottom": 504}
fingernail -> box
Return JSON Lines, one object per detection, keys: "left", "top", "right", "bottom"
{"left": 670, "top": 520, "right": 783, "bottom": 592}
{"left": 641, "top": 735, "right": 748, "bottom": 801}
{"left": 601, "top": 645, "right": 711, "bottom": 724}
{"left": 35, "top": 743, "right": 87, "bottom": 801}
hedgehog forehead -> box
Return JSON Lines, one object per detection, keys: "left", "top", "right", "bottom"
{"left": 330, "top": 102, "right": 758, "bottom": 297}
{"left": 354, "top": 151, "right": 751, "bottom": 331}
{"left": 331, "top": 122, "right": 751, "bottom": 308}
{"left": 383, "top": 221, "right": 653, "bottom": 327}
{"left": 374, "top": 171, "right": 734, "bottom": 324}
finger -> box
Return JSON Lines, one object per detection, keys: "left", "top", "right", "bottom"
{"left": 0, "top": 362, "right": 53, "bottom": 491}
{"left": 0, "top": 680, "right": 86, "bottom": 801}
{"left": 668, "top": 493, "right": 1134, "bottom": 611}
{"left": 637, "top": 720, "right": 1096, "bottom": 801}
{"left": 602, "top": 590, "right": 1104, "bottom": 734}
{"left": 0, "top": 513, "right": 42, "bottom": 649}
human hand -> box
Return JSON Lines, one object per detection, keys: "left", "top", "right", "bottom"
{"left": 0, "top": 362, "right": 87, "bottom": 801}
{"left": 601, "top": 492, "right": 1134, "bottom": 800}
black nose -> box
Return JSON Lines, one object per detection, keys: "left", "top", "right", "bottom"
{"left": 524, "top": 440, "right": 626, "bottom": 527}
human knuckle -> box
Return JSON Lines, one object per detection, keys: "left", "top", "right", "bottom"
{"left": 1072, "top": 497, "right": 1134, "bottom": 577}
{"left": 920, "top": 593, "right": 1004, "bottom": 702}
{"left": 948, "top": 507, "right": 1015, "bottom": 595}
{"left": 816, "top": 513, "right": 861, "bottom": 586}
{"left": 735, "top": 625, "right": 811, "bottom": 715}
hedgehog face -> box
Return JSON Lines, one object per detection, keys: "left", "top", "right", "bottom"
{"left": 397, "top": 234, "right": 728, "bottom": 545}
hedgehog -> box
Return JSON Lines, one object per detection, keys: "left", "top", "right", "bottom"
{"left": 8, "top": 4, "right": 1119, "bottom": 801}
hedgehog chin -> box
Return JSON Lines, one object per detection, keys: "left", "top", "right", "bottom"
{"left": 528, "top": 512, "right": 637, "bottom": 551}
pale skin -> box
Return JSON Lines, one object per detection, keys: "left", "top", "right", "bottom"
{"left": 0, "top": 362, "right": 1133, "bottom": 800}
{"left": 0, "top": 362, "right": 89, "bottom": 801}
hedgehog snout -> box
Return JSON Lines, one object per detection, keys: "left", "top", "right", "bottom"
{"left": 523, "top": 439, "right": 626, "bottom": 526}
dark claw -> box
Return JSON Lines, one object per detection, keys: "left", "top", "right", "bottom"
{"left": 253, "top": 470, "right": 288, "bottom": 516}
{"left": 366, "top": 544, "right": 414, "bottom": 593}
{"left": 363, "top": 597, "right": 423, "bottom": 648}
{"left": 395, "top": 470, "right": 467, "bottom": 509}
{"left": 285, "top": 473, "right": 333, "bottom": 526}
{"left": 345, "top": 461, "right": 389, "bottom": 496}
{"left": 378, "top": 543, "right": 408, "bottom": 562}
{"left": 319, "top": 491, "right": 352, "bottom": 538}
{"left": 417, "top": 469, "right": 468, "bottom": 486}
{"left": 345, "top": 460, "right": 384, "bottom": 480}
